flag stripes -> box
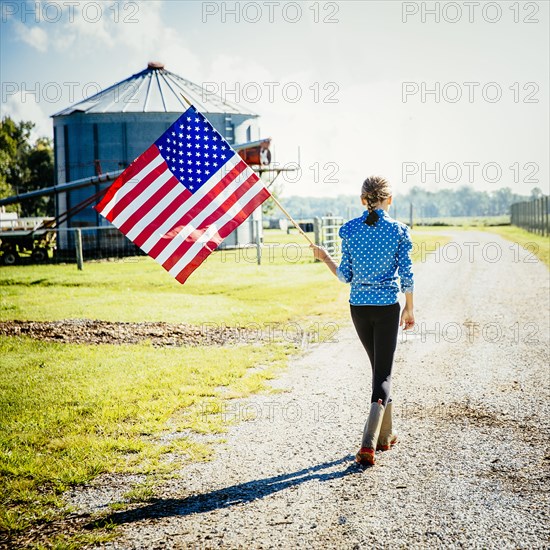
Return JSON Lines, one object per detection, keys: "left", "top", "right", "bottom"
{"left": 95, "top": 107, "right": 271, "bottom": 284}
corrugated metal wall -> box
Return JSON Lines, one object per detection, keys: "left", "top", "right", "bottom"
{"left": 53, "top": 112, "right": 260, "bottom": 251}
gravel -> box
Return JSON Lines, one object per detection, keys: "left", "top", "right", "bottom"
{"left": 12, "top": 230, "right": 550, "bottom": 548}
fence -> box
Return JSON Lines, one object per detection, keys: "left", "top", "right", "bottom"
{"left": 314, "top": 215, "right": 344, "bottom": 258}
{"left": 0, "top": 217, "right": 346, "bottom": 269}
{"left": 511, "top": 196, "right": 549, "bottom": 236}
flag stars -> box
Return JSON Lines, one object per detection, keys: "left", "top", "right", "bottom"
{"left": 156, "top": 109, "right": 236, "bottom": 194}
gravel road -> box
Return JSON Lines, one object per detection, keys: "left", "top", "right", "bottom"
{"left": 73, "top": 230, "right": 549, "bottom": 549}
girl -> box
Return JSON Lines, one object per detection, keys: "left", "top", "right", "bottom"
{"left": 310, "top": 176, "right": 415, "bottom": 466}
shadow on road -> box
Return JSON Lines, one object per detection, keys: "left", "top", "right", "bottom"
{"left": 86, "top": 455, "right": 360, "bottom": 528}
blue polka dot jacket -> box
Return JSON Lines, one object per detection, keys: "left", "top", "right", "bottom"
{"left": 336, "top": 208, "right": 415, "bottom": 305}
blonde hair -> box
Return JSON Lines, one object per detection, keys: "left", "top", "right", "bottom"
{"left": 361, "top": 176, "right": 392, "bottom": 212}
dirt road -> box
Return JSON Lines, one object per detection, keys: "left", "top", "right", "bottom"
{"left": 75, "top": 230, "right": 549, "bottom": 549}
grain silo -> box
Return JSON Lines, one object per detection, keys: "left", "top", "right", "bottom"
{"left": 51, "top": 62, "right": 263, "bottom": 254}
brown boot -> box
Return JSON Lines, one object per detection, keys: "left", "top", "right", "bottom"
{"left": 355, "top": 399, "right": 385, "bottom": 466}
{"left": 377, "top": 400, "right": 398, "bottom": 451}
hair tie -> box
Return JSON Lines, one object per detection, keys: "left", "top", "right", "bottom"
{"left": 365, "top": 210, "right": 379, "bottom": 226}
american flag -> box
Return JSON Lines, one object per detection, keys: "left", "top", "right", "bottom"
{"left": 95, "top": 105, "right": 271, "bottom": 284}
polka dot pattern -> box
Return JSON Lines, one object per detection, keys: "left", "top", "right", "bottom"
{"left": 336, "top": 208, "right": 415, "bottom": 305}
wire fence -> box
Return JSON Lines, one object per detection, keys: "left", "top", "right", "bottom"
{"left": 510, "top": 196, "right": 549, "bottom": 236}
{"left": 0, "top": 217, "right": 345, "bottom": 269}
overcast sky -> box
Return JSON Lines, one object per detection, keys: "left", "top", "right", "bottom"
{"left": 1, "top": 0, "right": 548, "bottom": 198}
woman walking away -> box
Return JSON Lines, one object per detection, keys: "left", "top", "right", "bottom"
{"left": 310, "top": 176, "right": 415, "bottom": 466}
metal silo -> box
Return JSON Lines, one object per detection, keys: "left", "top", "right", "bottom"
{"left": 51, "top": 62, "right": 262, "bottom": 254}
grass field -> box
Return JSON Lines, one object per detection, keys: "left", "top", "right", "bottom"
{"left": 480, "top": 225, "right": 549, "bottom": 267}
{"left": 0, "top": 228, "right": 450, "bottom": 544}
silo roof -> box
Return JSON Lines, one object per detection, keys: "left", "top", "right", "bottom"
{"left": 52, "top": 62, "right": 258, "bottom": 117}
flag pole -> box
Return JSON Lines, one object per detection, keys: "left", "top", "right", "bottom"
{"left": 179, "top": 92, "right": 193, "bottom": 108}
{"left": 269, "top": 193, "right": 316, "bottom": 247}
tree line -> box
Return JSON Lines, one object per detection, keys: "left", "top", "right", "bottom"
{"left": 279, "top": 186, "right": 545, "bottom": 221}
{"left": 0, "top": 115, "right": 544, "bottom": 221}
{"left": 0, "top": 116, "right": 54, "bottom": 217}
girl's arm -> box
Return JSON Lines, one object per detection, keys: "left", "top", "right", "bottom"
{"left": 400, "top": 292, "right": 415, "bottom": 330}
{"left": 397, "top": 225, "right": 415, "bottom": 330}
{"left": 310, "top": 245, "right": 338, "bottom": 277}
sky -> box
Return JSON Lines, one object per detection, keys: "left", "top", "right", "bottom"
{"left": 1, "top": 0, "right": 548, "bottom": 198}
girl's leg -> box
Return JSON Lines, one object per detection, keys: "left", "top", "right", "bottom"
{"left": 350, "top": 304, "right": 375, "bottom": 371}
{"left": 371, "top": 302, "right": 401, "bottom": 406}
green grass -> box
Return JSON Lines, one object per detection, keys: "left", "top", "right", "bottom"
{"left": 0, "top": 230, "right": 349, "bottom": 323}
{"left": 0, "top": 229, "right": 448, "bottom": 324}
{"left": 0, "top": 337, "right": 292, "bottom": 536}
{"left": 480, "top": 225, "right": 549, "bottom": 267}
{"left": 0, "top": 227, "right": 449, "bottom": 544}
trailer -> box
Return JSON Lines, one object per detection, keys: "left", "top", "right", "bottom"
{"left": 0, "top": 228, "right": 56, "bottom": 265}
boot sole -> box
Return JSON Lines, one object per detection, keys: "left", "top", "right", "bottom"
{"left": 377, "top": 435, "right": 398, "bottom": 451}
{"left": 355, "top": 448, "right": 376, "bottom": 466}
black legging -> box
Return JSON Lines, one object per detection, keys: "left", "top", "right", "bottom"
{"left": 350, "top": 302, "right": 401, "bottom": 407}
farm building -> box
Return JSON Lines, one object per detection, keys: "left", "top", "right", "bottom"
{"left": 47, "top": 62, "right": 266, "bottom": 256}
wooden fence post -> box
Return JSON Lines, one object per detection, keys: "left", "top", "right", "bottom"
{"left": 75, "top": 228, "right": 83, "bottom": 271}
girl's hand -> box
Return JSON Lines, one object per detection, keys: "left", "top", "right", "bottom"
{"left": 400, "top": 307, "right": 415, "bottom": 330}
{"left": 310, "top": 244, "right": 329, "bottom": 262}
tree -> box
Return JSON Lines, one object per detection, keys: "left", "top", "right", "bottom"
{"left": 0, "top": 117, "right": 54, "bottom": 216}
{"left": 530, "top": 187, "right": 543, "bottom": 199}
{"left": 261, "top": 177, "right": 284, "bottom": 218}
